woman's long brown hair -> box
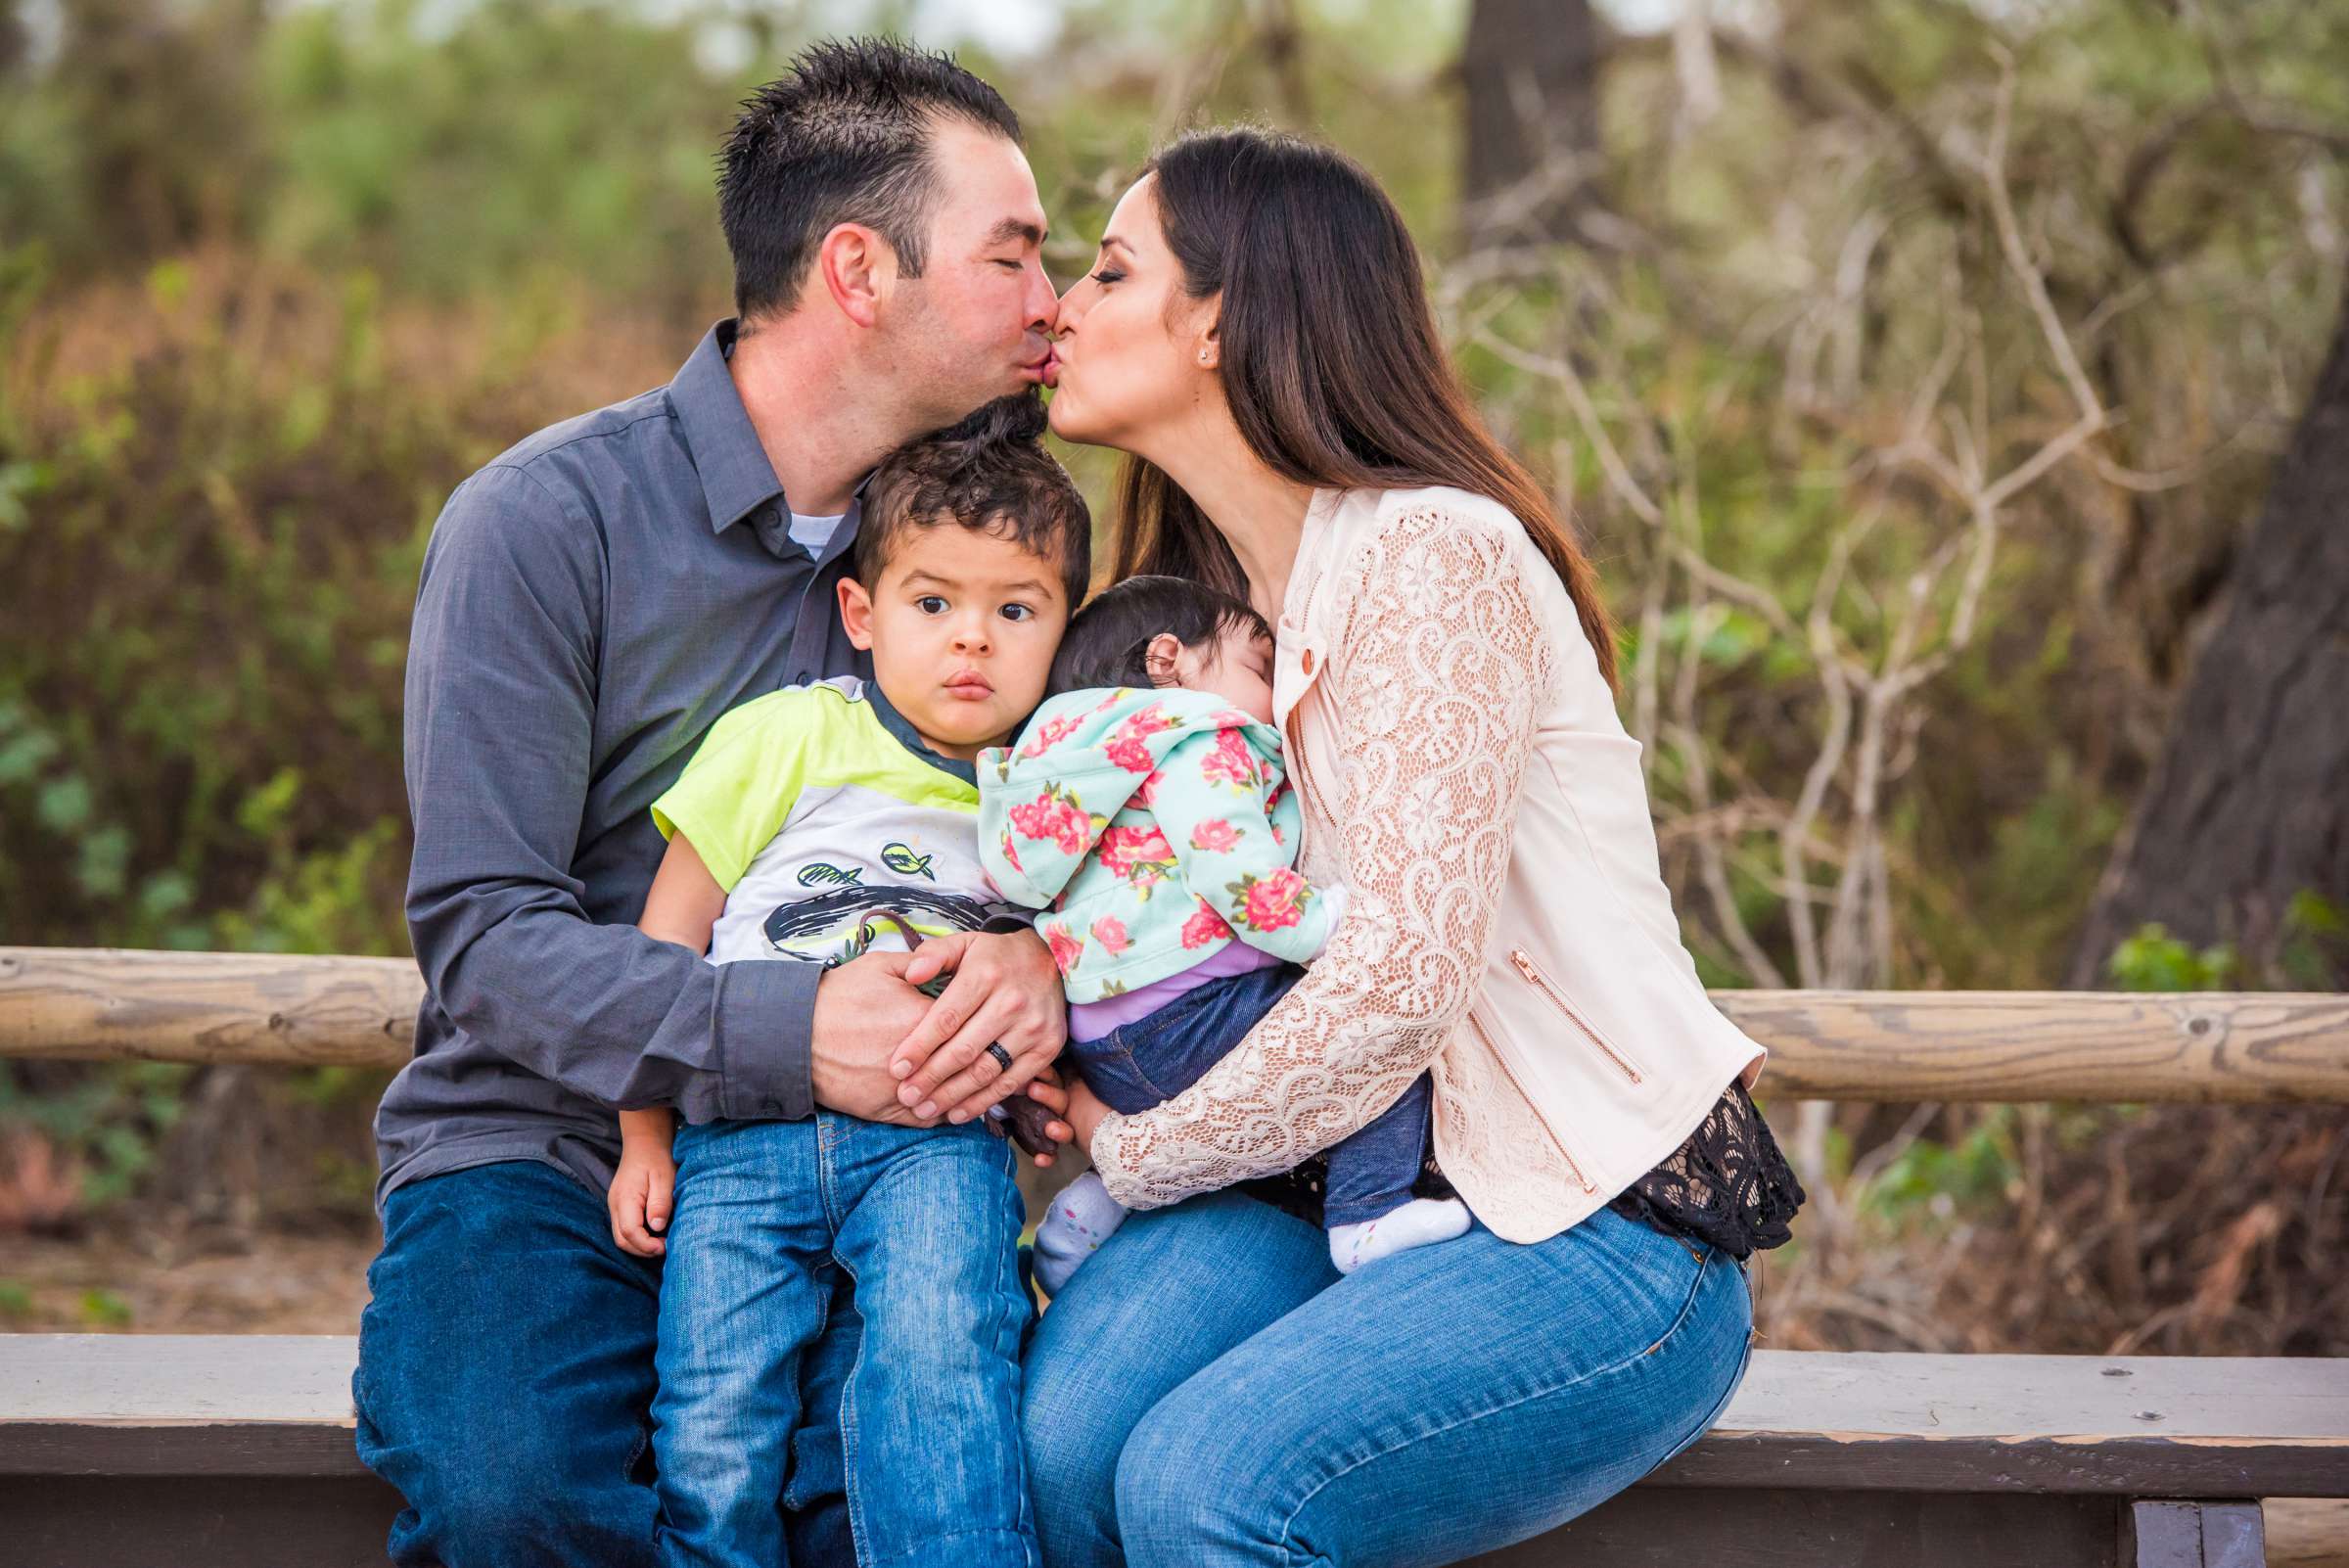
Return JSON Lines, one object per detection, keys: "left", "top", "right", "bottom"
{"left": 1111, "top": 126, "right": 1619, "bottom": 692}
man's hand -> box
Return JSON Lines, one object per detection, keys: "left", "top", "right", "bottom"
{"left": 810, "top": 950, "right": 947, "bottom": 1125}
{"left": 891, "top": 930, "right": 1067, "bottom": 1125}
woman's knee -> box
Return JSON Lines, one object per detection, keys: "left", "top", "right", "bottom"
{"left": 1022, "top": 1350, "right": 1134, "bottom": 1564}
{"left": 1113, "top": 1384, "right": 1288, "bottom": 1566}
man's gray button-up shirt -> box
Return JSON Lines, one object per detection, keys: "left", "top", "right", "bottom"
{"left": 375, "top": 320, "right": 870, "bottom": 1209}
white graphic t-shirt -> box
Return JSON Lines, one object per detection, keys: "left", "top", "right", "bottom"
{"left": 652, "top": 676, "right": 1014, "bottom": 968}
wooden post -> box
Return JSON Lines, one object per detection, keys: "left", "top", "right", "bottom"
{"left": 2124, "top": 1500, "right": 2267, "bottom": 1568}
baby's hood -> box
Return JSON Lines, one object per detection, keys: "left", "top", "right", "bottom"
{"left": 979, "top": 685, "right": 1265, "bottom": 908}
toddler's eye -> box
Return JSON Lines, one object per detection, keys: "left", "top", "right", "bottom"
{"left": 915, "top": 595, "right": 948, "bottom": 616}
{"left": 1000, "top": 604, "right": 1036, "bottom": 623}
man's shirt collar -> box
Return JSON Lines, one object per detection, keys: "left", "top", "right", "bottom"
{"left": 672, "top": 319, "right": 877, "bottom": 563}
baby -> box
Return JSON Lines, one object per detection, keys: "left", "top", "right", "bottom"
{"left": 980, "top": 575, "right": 1471, "bottom": 1291}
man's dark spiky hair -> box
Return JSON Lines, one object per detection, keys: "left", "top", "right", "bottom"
{"left": 718, "top": 37, "right": 1022, "bottom": 320}
{"left": 857, "top": 393, "right": 1091, "bottom": 611}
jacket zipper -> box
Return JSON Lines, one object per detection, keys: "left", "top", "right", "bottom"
{"left": 1508, "top": 948, "right": 1644, "bottom": 1084}
{"left": 1283, "top": 561, "right": 1332, "bottom": 826}
{"left": 1466, "top": 1011, "right": 1597, "bottom": 1194}
{"left": 1285, "top": 709, "right": 1332, "bottom": 827}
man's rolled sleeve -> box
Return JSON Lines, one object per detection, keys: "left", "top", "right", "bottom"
{"left": 703, "top": 956, "right": 820, "bottom": 1124}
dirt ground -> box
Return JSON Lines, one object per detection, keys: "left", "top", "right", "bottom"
{"left": 0, "top": 1219, "right": 378, "bottom": 1335}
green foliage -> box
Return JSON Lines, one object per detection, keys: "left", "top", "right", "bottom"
{"left": 1862, "top": 1106, "right": 2019, "bottom": 1223}
{"left": 0, "top": 1062, "right": 190, "bottom": 1206}
{"left": 2107, "top": 923, "right": 2239, "bottom": 992}
{"left": 77, "top": 1288, "right": 132, "bottom": 1328}
{"left": 0, "top": 0, "right": 2342, "bottom": 1224}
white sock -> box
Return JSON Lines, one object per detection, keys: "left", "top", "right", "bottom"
{"left": 1032, "top": 1172, "right": 1128, "bottom": 1297}
{"left": 1329, "top": 1197, "right": 1471, "bottom": 1275}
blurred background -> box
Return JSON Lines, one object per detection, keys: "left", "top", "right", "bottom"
{"left": 0, "top": 0, "right": 2344, "bottom": 1365}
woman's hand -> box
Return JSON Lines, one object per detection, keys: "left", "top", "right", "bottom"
{"left": 892, "top": 930, "right": 1068, "bottom": 1124}
{"left": 608, "top": 1139, "right": 676, "bottom": 1258}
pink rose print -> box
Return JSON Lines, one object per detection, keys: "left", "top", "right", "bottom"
{"left": 1201, "top": 728, "right": 1258, "bottom": 788}
{"left": 1134, "top": 768, "right": 1167, "bottom": 807}
{"left": 1090, "top": 916, "right": 1131, "bottom": 956}
{"left": 1180, "top": 901, "right": 1232, "bottom": 949}
{"left": 1008, "top": 785, "right": 1092, "bottom": 855}
{"left": 1235, "top": 867, "right": 1309, "bottom": 933}
{"left": 1188, "top": 817, "right": 1241, "bottom": 853}
{"left": 998, "top": 832, "right": 1023, "bottom": 874}
{"left": 1103, "top": 703, "right": 1178, "bottom": 773}
{"left": 1043, "top": 922, "right": 1084, "bottom": 975}
{"left": 1019, "top": 713, "right": 1081, "bottom": 759}
{"left": 1097, "top": 825, "right": 1176, "bottom": 886}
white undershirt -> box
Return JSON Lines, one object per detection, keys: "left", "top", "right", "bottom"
{"left": 788, "top": 510, "right": 846, "bottom": 559}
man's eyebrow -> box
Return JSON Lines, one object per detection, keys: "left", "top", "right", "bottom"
{"left": 986, "top": 217, "right": 1046, "bottom": 249}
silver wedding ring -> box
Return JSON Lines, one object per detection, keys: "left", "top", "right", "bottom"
{"left": 986, "top": 1042, "right": 1015, "bottom": 1075}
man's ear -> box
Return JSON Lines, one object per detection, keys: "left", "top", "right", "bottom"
{"left": 838, "top": 576, "right": 878, "bottom": 650}
{"left": 817, "top": 222, "right": 895, "bottom": 330}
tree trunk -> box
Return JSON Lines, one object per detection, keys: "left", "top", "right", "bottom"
{"left": 2067, "top": 277, "right": 2349, "bottom": 988}
{"left": 1460, "top": 0, "right": 1602, "bottom": 248}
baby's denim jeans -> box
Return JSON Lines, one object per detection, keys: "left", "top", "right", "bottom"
{"left": 1071, "top": 963, "right": 1436, "bottom": 1228}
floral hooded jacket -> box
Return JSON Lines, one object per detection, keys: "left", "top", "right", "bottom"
{"left": 978, "top": 686, "right": 1341, "bottom": 1002}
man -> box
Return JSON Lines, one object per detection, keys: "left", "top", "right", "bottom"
{"left": 356, "top": 39, "right": 1069, "bottom": 1566}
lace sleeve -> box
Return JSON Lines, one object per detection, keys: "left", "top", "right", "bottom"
{"left": 1088, "top": 503, "right": 1554, "bottom": 1210}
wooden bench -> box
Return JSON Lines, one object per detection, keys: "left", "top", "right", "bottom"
{"left": 5, "top": 947, "right": 2348, "bottom": 1565}
{"left": 3, "top": 1334, "right": 2343, "bottom": 1567}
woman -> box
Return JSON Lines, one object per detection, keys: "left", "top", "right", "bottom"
{"left": 1024, "top": 126, "right": 1806, "bottom": 1567}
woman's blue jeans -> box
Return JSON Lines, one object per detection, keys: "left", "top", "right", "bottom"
{"left": 1020, "top": 1189, "right": 1753, "bottom": 1567}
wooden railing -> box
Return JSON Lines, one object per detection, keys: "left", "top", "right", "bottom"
{"left": 4, "top": 945, "right": 2348, "bottom": 1103}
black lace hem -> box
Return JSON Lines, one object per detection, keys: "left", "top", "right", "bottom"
{"left": 1606, "top": 1079, "right": 1805, "bottom": 1260}
{"left": 1233, "top": 1079, "right": 1805, "bottom": 1261}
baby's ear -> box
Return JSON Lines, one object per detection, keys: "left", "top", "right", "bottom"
{"left": 1142, "top": 632, "right": 1184, "bottom": 685}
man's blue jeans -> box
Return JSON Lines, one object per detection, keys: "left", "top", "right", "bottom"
{"left": 655, "top": 1112, "right": 1036, "bottom": 1568}
{"left": 1073, "top": 964, "right": 1435, "bottom": 1227}
{"left": 1021, "top": 1190, "right": 1754, "bottom": 1567}
{"left": 354, "top": 1159, "right": 862, "bottom": 1567}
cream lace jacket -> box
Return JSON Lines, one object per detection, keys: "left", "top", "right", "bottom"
{"left": 1088, "top": 484, "right": 1769, "bottom": 1245}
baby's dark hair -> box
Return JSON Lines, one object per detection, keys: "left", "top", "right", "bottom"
{"left": 856, "top": 393, "right": 1091, "bottom": 609}
{"left": 1047, "top": 575, "right": 1270, "bottom": 697}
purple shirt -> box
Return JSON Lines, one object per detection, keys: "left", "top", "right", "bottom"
{"left": 1067, "top": 941, "right": 1284, "bottom": 1042}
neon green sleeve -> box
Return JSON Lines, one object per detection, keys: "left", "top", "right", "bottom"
{"left": 650, "top": 691, "right": 812, "bottom": 893}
